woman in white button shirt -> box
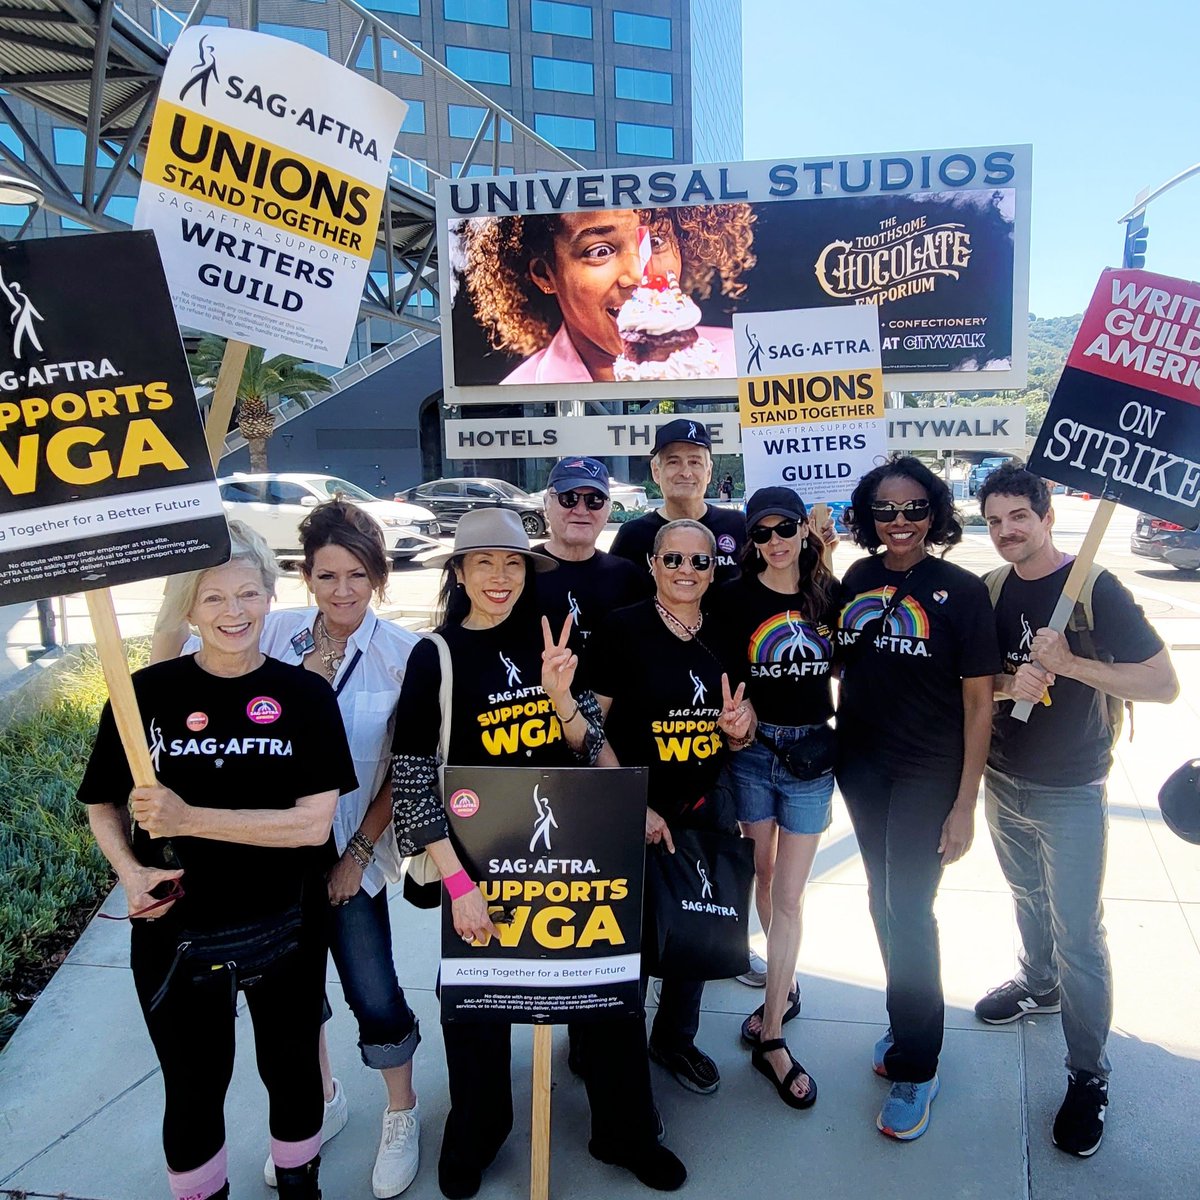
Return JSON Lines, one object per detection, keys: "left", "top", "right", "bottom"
{"left": 155, "top": 500, "right": 423, "bottom": 1199}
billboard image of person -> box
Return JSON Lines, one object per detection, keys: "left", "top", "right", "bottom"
{"left": 454, "top": 205, "right": 755, "bottom": 384}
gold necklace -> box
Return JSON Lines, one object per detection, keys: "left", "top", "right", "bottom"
{"left": 655, "top": 599, "right": 703, "bottom": 640}
{"left": 315, "top": 612, "right": 348, "bottom": 675}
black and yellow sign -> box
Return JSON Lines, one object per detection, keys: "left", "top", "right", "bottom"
{"left": 441, "top": 765, "right": 647, "bottom": 1024}
{"left": 0, "top": 232, "right": 229, "bottom": 603}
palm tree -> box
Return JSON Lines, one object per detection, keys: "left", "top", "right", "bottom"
{"left": 191, "top": 337, "right": 333, "bottom": 472}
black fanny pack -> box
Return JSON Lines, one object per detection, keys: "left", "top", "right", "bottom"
{"left": 149, "top": 905, "right": 304, "bottom": 1012}
{"left": 757, "top": 724, "right": 836, "bottom": 781}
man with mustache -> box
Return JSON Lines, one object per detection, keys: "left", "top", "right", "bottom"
{"left": 976, "top": 464, "right": 1177, "bottom": 1159}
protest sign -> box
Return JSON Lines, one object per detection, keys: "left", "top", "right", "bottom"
{"left": 441, "top": 765, "right": 647, "bottom": 1024}
{"left": 136, "top": 27, "right": 406, "bottom": 367}
{"left": 1028, "top": 268, "right": 1200, "bottom": 529}
{"left": 437, "top": 144, "right": 1032, "bottom": 403}
{"left": 735, "top": 305, "right": 886, "bottom": 504}
{"left": 0, "top": 231, "right": 230, "bottom": 605}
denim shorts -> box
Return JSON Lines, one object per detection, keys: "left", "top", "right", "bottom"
{"left": 728, "top": 721, "right": 834, "bottom": 835}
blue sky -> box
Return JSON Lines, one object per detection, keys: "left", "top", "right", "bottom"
{"left": 742, "top": 0, "right": 1200, "bottom": 319}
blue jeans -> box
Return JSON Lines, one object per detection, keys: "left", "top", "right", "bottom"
{"left": 984, "top": 767, "right": 1112, "bottom": 1078}
{"left": 328, "top": 888, "right": 420, "bottom": 1070}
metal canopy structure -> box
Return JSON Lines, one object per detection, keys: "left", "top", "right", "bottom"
{"left": 0, "top": 0, "right": 581, "bottom": 337}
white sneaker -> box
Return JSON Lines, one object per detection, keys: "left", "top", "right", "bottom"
{"left": 736, "top": 950, "right": 768, "bottom": 987}
{"left": 264, "top": 1078, "right": 350, "bottom": 1187}
{"left": 372, "top": 1101, "right": 420, "bottom": 1198}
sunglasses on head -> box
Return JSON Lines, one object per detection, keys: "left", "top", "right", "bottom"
{"left": 553, "top": 490, "right": 607, "bottom": 511}
{"left": 656, "top": 552, "right": 714, "bottom": 571}
{"left": 871, "top": 499, "right": 931, "bottom": 523}
{"left": 749, "top": 518, "right": 804, "bottom": 544}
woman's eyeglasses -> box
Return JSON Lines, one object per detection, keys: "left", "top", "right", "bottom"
{"left": 871, "top": 499, "right": 931, "bottom": 523}
{"left": 749, "top": 519, "right": 803, "bottom": 544}
{"left": 655, "top": 552, "right": 714, "bottom": 571}
{"left": 553, "top": 490, "right": 608, "bottom": 511}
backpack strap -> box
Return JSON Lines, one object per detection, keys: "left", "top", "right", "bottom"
{"left": 984, "top": 563, "right": 1013, "bottom": 608}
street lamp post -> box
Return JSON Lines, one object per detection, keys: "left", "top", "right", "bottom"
{"left": 0, "top": 174, "right": 45, "bottom": 242}
{"left": 1117, "top": 162, "right": 1200, "bottom": 269}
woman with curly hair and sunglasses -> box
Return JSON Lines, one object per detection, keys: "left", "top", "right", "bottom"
{"left": 456, "top": 205, "right": 755, "bottom": 384}
{"left": 836, "top": 457, "right": 1000, "bottom": 1142}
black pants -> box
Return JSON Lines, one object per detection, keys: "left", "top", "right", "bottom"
{"left": 648, "top": 976, "right": 705, "bottom": 1050}
{"left": 440, "top": 1015, "right": 659, "bottom": 1169}
{"left": 130, "top": 907, "right": 327, "bottom": 1173}
{"left": 837, "top": 755, "right": 958, "bottom": 1083}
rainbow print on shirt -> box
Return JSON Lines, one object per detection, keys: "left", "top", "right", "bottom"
{"left": 839, "top": 587, "right": 932, "bottom": 657}
{"left": 748, "top": 611, "right": 833, "bottom": 662}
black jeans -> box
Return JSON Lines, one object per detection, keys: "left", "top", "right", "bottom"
{"left": 130, "top": 904, "right": 327, "bottom": 1173}
{"left": 440, "top": 1014, "right": 659, "bottom": 1169}
{"left": 837, "top": 754, "right": 958, "bottom": 1083}
{"left": 648, "top": 976, "right": 705, "bottom": 1051}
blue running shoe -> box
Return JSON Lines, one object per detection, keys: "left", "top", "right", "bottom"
{"left": 877, "top": 1076, "right": 940, "bottom": 1140}
{"left": 872, "top": 1028, "right": 894, "bottom": 1078}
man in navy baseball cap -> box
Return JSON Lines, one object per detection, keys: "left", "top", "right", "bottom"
{"left": 546, "top": 456, "right": 610, "bottom": 497}
{"left": 651, "top": 418, "right": 712, "bottom": 457}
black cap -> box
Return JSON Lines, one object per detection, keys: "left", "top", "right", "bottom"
{"left": 745, "top": 486, "right": 807, "bottom": 526}
{"left": 652, "top": 418, "right": 711, "bottom": 456}
{"left": 1159, "top": 759, "right": 1200, "bottom": 844}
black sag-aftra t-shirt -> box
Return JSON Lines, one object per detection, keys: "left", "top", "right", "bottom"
{"left": 586, "top": 599, "right": 736, "bottom": 824}
{"left": 609, "top": 504, "right": 747, "bottom": 587}
{"left": 535, "top": 547, "right": 647, "bottom": 655}
{"left": 989, "top": 563, "right": 1163, "bottom": 786}
{"left": 77, "top": 656, "right": 357, "bottom": 929}
{"left": 391, "top": 618, "right": 575, "bottom": 768}
{"left": 837, "top": 554, "right": 1001, "bottom": 779}
{"left": 708, "top": 574, "right": 841, "bottom": 727}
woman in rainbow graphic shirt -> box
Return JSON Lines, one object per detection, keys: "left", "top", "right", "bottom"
{"left": 836, "top": 457, "right": 1000, "bottom": 1143}
{"left": 708, "top": 487, "right": 841, "bottom": 1111}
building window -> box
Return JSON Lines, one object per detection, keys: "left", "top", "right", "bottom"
{"left": 452, "top": 162, "right": 514, "bottom": 176}
{"left": 152, "top": 9, "right": 229, "bottom": 45}
{"left": 443, "top": 0, "right": 507, "bottom": 26}
{"left": 616, "top": 121, "right": 673, "bottom": 159}
{"left": 52, "top": 128, "right": 115, "bottom": 167}
{"left": 445, "top": 46, "right": 510, "bottom": 85}
{"left": 370, "top": 0, "right": 420, "bottom": 12}
{"left": 530, "top": 0, "right": 591, "bottom": 38}
{"left": 0, "top": 203, "right": 34, "bottom": 225}
{"left": 390, "top": 155, "right": 429, "bottom": 191}
{"left": 534, "top": 113, "right": 595, "bottom": 151}
{"left": 612, "top": 11, "right": 671, "bottom": 49}
{"left": 614, "top": 66, "right": 672, "bottom": 104}
{"left": 0, "top": 121, "right": 24, "bottom": 160}
{"left": 104, "top": 195, "right": 137, "bottom": 223}
{"left": 260, "top": 23, "right": 330, "bottom": 55}
{"left": 400, "top": 100, "right": 425, "bottom": 134}
{"left": 448, "top": 105, "right": 512, "bottom": 142}
{"left": 357, "top": 35, "right": 423, "bottom": 73}
{"left": 532, "top": 55, "right": 593, "bottom": 95}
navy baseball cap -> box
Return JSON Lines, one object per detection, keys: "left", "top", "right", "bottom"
{"left": 745, "top": 486, "right": 807, "bottom": 526}
{"left": 1159, "top": 759, "right": 1200, "bottom": 844}
{"left": 547, "top": 457, "right": 609, "bottom": 496}
{"left": 652, "top": 418, "right": 712, "bottom": 456}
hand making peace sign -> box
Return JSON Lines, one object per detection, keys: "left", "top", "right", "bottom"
{"left": 541, "top": 613, "right": 578, "bottom": 708}
{"left": 716, "top": 672, "right": 754, "bottom": 742}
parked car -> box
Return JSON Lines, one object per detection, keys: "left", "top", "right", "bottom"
{"left": 218, "top": 473, "right": 440, "bottom": 565}
{"left": 396, "top": 477, "right": 547, "bottom": 536}
{"left": 967, "top": 456, "right": 1015, "bottom": 497}
{"left": 1131, "top": 512, "right": 1200, "bottom": 571}
{"left": 532, "top": 478, "right": 649, "bottom": 514}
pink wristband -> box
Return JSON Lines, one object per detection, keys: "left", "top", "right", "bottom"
{"left": 443, "top": 869, "right": 476, "bottom": 900}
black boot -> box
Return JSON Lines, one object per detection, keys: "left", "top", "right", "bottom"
{"left": 209, "top": 1187, "right": 229, "bottom": 1200}
{"left": 276, "top": 1155, "right": 321, "bottom": 1199}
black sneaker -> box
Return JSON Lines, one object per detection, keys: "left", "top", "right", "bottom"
{"left": 1052, "top": 1070, "right": 1108, "bottom": 1157}
{"left": 974, "top": 979, "right": 1061, "bottom": 1024}
{"left": 648, "top": 1039, "right": 720, "bottom": 1095}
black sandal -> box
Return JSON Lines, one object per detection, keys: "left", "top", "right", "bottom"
{"left": 740, "top": 984, "right": 802, "bottom": 1047}
{"left": 752, "top": 1038, "right": 817, "bottom": 1110}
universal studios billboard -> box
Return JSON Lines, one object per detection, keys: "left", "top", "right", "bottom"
{"left": 436, "top": 144, "right": 1032, "bottom": 405}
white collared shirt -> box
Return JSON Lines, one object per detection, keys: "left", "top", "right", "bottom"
{"left": 184, "top": 606, "right": 419, "bottom": 896}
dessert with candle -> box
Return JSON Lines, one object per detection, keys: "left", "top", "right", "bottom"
{"left": 613, "top": 271, "right": 723, "bottom": 381}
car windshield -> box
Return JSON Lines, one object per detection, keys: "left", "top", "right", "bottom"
{"left": 489, "top": 481, "right": 531, "bottom": 499}
{"left": 316, "top": 477, "right": 376, "bottom": 502}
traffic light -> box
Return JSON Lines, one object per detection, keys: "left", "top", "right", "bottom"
{"left": 1123, "top": 213, "right": 1150, "bottom": 269}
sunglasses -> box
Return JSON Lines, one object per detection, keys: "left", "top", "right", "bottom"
{"left": 99, "top": 878, "right": 185, "bottom": 921}
{"left": 750, "top": 518, "right": 804, "bottom": 544}
{"left": 656, "top": 552, "right": 714, "bottom": 571}
{"left": 871, "top": 499, "right": 931, "bottom": 523}
{"left": 553, "top": 490, "right": 608, "bottom": 511}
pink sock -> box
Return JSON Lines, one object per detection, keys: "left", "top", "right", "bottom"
{"left": 270, "top": 1132, "right": 322, "bottom": 1170}
{"left": 166, "top": 1146, "right": 226, "bottom": 1200}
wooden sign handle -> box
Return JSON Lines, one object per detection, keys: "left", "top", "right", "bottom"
{"left": 1011, "top": 498, "right": 1116, "bottom": 722}
{"left": 203, "top": 338, "right": 250, "bottom": 469}
{"left": 85, "top": 588, "right": 155, "bottom": 787}
{"left": 530, "top": 1024, "right": 552, "bottom": 1200}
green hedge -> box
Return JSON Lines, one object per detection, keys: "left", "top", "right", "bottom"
{"left": 0, "top": 645, "right": 146, "bottom": 1047}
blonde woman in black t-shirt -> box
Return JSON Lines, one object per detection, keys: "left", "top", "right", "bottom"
{"left": 836, "top": 457, "right": 1000, "bottom": 1143}
{"left": 390, "top": 508, "right": 687, "bottom": 1199}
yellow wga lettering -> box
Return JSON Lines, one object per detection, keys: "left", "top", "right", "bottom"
{"left": 651, "top": 718, "right": 722, "bottom": 761}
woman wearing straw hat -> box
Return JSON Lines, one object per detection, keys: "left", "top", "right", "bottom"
{"left": 391, "top": 508, "right": 686, "bottom": 1200}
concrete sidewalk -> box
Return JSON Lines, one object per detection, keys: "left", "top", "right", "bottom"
{"left": 2, "top": 637, "right": 1198, "bottom": 1199}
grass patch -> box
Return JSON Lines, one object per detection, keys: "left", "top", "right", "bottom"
{"left": 0, "top": 642, "right": 148, "bottom": 1048}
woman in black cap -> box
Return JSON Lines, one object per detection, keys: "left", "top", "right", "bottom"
{"left": 390, "top": 507, "right": 686, "bottom": 1199}
{"left": 708, "top": 488, "right": 840, "bottom": 1109}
